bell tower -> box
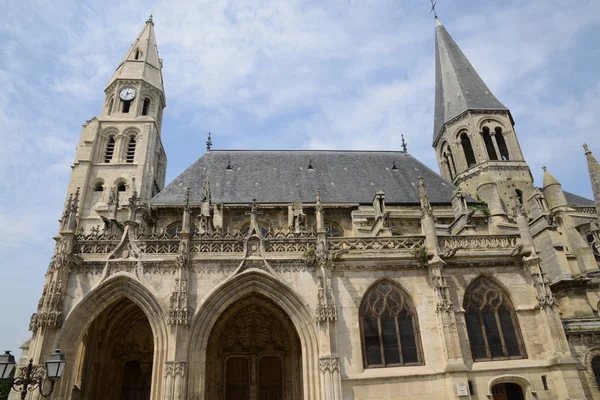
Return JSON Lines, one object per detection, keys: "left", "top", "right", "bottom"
{"left": 432, "top": 18, "right": 533, "bottom": 210}
{"left": 65, "top": 16, "right": 167, "bottom": 232}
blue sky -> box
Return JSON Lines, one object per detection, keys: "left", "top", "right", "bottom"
{"left": 1, "top": 0, "right": 599, "bottom": 354}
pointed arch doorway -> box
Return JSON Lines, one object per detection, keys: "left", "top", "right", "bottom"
{"left": 205, "top": 294, "right": 303, "bottom": 400}
{"left": 72, "top": 297, "right": 154, "bottom": 399}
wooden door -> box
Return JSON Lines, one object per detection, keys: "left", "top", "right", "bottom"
{"left": 492, "top": 383, "right": 524, "bottom": 400}
{"left": 259, "top": 356, "right": 283, "bottom": 400}
{"left": 120, "top": 360, "right": 151, "bottom": 400}
{"left": 492, "top": 384, "right": 507, "bottom": 400}
{"left": 226, "top": 357, "right": 250, "bottom": 400}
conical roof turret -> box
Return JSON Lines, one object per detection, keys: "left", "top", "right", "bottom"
{"left": 433, "top": 18, "right": 508, "bottom": 144}
{"left": 106, "top": 16, "right": 164, "bottom": 96}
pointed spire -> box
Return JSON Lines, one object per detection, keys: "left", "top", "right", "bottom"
{"left": 107, "top": 18, "right": 164, "bottom": 94}
{"left": 433, "top": 19, "right": 508, "bottom": 144}
{"left": 542, "top": 166, "right": 561, "bottom": 188}
{"left": 418, "top": 177, "right": 433, "bottom": 217}
{"left": 584, "top": 144, "right": 600, "bottom": 218}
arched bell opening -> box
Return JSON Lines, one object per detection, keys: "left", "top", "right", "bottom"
{"left": 72, "top": 297, "right": 154, "bottom": 400}
{"left": 205, "top": 294, "right": 302, "bottom": 400}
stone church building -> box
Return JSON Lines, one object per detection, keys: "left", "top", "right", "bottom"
{"left": 14, "top": 16, "right": 600, "bottom": 400}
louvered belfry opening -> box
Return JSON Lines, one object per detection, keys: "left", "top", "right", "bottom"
{"left": 464, "top": 277, "right": 525, "bottom": 361}
{"left": 104, "top": 136, "right": 115, "bottom": 163}
{"left": 360, "top": 281, "right": 423, "bottom": 368}
{"left": 126, "top": 135, "right": 136, "bottom": 163}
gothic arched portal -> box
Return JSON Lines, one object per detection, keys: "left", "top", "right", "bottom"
{"left": 72, "top": 298, "right": 154, "bottom": 400}
{"left": 205, "top": 294, "right": 303, "bottom": 400}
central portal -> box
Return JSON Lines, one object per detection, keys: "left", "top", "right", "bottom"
{"left": 205, "top": 295, "right": 302, "bottom": 400}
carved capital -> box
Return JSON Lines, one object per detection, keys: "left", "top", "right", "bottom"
{"left": 319, "top": 357, "right": 340, "bottom": 373}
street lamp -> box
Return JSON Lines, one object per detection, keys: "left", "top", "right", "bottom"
{"left": 0, "top": 349, "right": 66, "bottom": 399}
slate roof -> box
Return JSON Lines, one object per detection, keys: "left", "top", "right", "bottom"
{"left": 150, "top": 150, "right": 462, "bottom": 205}
{"left": 433, "top": 18, "right": 508, "bottom": 145}
{"left": 564, "top": 191, "right": 596, "bottom": 207}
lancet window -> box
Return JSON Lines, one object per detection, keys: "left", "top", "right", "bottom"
{"left": 360, "top": 280, "right": 423, "bottom": 368}
{"left": 495, "top": 127, "right": 510, "bottom": 160}
{"left": 104, "top": 136, "right": 115, "bottom": 163}
{"left": 460, "top": 132, "right": 476, "bottom": 167}
{"left": 464, "top": 277, "right": 525, "bottom": 361}
{"left": 482, "top": 127, "right": 498, "bottom": 160}
{"left": 441, "top": 141, "right": 457, "bottom": 180}
{"left": 141, "top": 98, "right": 151, "bottom": 116}
{"left": 126, "top": 135, "right": 136, "bottom": 163}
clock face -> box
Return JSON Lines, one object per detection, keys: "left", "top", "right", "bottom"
{"left": 119, "top": 87, "right": 137, "bottom": 101}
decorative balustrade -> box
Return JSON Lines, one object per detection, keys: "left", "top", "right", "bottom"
{"left": 74, "top": 231, "right": 120, "bottom": 254}
{"left": 572, "top": 206, "right": 597, "bottom": 215}
{"left": 328, "top": 236, "right": 425, "bottom": 251}
{"left": 440, "top": 235, "right": 517, "bottom": 251}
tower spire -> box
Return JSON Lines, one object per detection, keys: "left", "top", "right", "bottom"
{"left": 106, "top": 18, "right": 164, "bottom": 95}
{"left": 584, "top": 144, "right": 600, "bottom": 219}
{"left": 433, "top": 19, "right": 508, "bottom": 144}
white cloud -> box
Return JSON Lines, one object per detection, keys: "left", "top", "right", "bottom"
{"left": 0, "top": 0, "right": 599, "bottom": 354}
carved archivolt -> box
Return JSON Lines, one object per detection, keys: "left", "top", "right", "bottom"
{"left": 205, "top": 295, "right": 302, "bottom": 400}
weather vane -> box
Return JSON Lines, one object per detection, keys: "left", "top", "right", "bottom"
{"left": 401, "top": 134, "right": 408, "bottom": 153}
{"left": 429, "top": 0, "right": 438, "bottom": 18}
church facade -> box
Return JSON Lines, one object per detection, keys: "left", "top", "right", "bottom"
{"left": 14, "top": 16, "right": 600, "bottom": 400}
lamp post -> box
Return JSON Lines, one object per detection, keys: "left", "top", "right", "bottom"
{"left": 0, "top": 349, "right": 66, "bottom": 399}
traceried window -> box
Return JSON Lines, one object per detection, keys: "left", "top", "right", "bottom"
{"left": 464, "top": 277, "right": 525, "bottom": 361}
{"left": 104, "top": 136, "right": 115, "bottom": 163}
{"left": 441, "top": 142, "right": 457, "bottom": 180}
{"left": 593, "top": 356, "right": 600, "bottom": 388}
{"left": 360, "top": 281, "right": 423, "bottom": 368}
{"left": 126, "top": 135, "right": 136, "bottom": 163}
{"left": 461, "top": 132, "right": 476, "bottom": 167}
{"left": 324, "top": 224, "right": 342, "bottom": 238}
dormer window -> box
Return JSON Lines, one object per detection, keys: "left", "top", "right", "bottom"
{"left": 104, "top": 136, "right": 115, "bottom": 163}
{"left": 141, "top": 98, "right": 151, "bottom": 116}
{"left": 126, "top": 136, "right": 136, "bottom": 163}
{"left": 134, "top": 48, "right": 141, "bottom": 60}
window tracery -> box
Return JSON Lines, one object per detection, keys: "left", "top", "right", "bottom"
{"left": 360, "top": 281, "right": 423, "bottom": 367}
{"left": 464, "top": 277, "right": 525, "bottom": 361}
{"left": 324, "top": 224, "right": 342, "bottom": 238}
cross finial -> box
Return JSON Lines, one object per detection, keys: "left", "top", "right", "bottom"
{"left": 429, "top": 0, "right": 438, "bottom": 18}
{"left": 206, "top": 132, "right": 212, "bottom": 152}
{"left": 148, "top": 15, "right": 153, "bottom": 23}
{"left": 401, "top": 134, "right": 408, "bottom": 153}
{"left": 542, "top": 166, "right": 547, "bottom": 172}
